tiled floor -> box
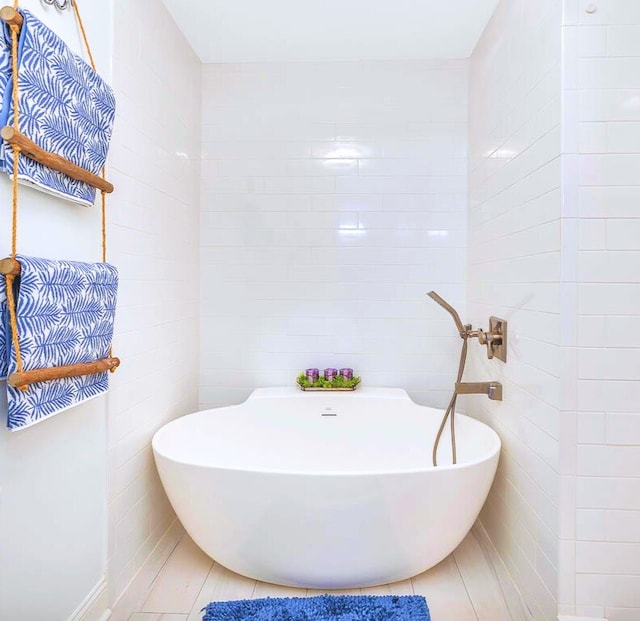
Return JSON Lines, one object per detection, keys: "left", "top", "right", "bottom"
{"left": 128, "top": 530, "right": 514, "bottom": 621}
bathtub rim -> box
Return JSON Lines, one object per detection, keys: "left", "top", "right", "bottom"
{"left": 152, "top": 388, "right": 501, "bottom": 477}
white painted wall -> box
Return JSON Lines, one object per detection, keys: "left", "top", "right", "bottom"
{"left": 561, "top": 1, "right": 640, "bottom": 619}
{"left": 107, "top": 0, "right": 201, "bottom": 608}
{"left": 199, "top": 60, "right": 468, "bottom": 409}
{"left": 0, "top": 1, "right": 112, "bottom": 620}
{"left": 467, "top": 1, "right": 562, "bottom": 620}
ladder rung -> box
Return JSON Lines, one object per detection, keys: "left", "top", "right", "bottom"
{"left": 0, "top": 6, "right": 22, "bottom": 30}
{"left": 8, "top": 357, "right": 121, "bottom": 388}
{"left": 0, "top": 257, "right": 21, "bottom": 275}
{"left": 1, "top": 126, "right": 114, "bottom": 194}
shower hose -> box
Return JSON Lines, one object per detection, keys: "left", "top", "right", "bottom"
{"left": 432, "top": 331, "right": 468, "bottom": 467}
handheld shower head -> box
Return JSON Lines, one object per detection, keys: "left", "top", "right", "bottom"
{"left": 427, "top": 291, "right": 466, "bottom": 337}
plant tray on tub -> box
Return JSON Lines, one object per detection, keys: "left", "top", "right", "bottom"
{"left": 297, "top": 368, "right": 361, "bottom": 391}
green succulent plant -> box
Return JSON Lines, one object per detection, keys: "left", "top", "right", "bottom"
{"left": 297, "top": 372, "right": 361, "bottom": 390}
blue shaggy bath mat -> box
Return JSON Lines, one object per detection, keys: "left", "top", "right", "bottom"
{"left": 202, "top": 594, "right": 430, "bottom": 620}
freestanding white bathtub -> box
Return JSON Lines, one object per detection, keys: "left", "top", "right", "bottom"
{"left": 152, "top": 387, "right": 500, "bottom": 589}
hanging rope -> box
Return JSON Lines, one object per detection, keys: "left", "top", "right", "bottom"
{"left": 5, "top": 15, "right": 25, "bottom": 387}
{"left": 10, "top": 0, "right": 19, "bottom": 259}
{"left": 70, "top": 0, "right": 95, "bottom": 71}
{"left": 9, "top": 26, "right": 18, "bottom": 257}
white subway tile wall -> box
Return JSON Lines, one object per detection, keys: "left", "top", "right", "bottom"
{"left": 564, "top": 0, "right": 640, "bottom": 619}
{"left": 99, "top": 3, "right": 640, "bottom": 618}
{"left": 467, "top": 1, "right": 562, "bottom": 620}
{"left": 199, "top": 60, "right": 468, "bottom": 408}
{"left": 107, "top": 0, "right": 201, "bottom": 605}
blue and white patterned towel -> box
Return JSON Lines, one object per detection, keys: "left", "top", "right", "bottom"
{"left": 0, "top": 255, "right": 118, "bottom": 430}
{"left": 0, "top": 283, "right": 6, "bottom": 379}
{"left": 0, "top": 9, "right": 115, "bottom": 207}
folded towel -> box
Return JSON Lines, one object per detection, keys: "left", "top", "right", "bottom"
{"left": 0, "top": 255, "right": 118, "bottom": 430}
{"left": 0, "top": 284, "right": 7, "bottom": 379}
{"left": 0, "top": 9, "right": 116, "bottom": 207}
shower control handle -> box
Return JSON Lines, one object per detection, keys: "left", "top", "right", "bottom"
{"left": 468, "top": 318, "right": 508, "bottom": 362}
{"left": 478, "top": 329, "right": 502, "bottom": 357}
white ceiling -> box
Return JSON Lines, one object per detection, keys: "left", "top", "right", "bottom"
{"left": 161, "top": 0, "right": 500, "bottom": 64}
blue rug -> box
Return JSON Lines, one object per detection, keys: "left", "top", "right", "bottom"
{"left": 202, "top": 594, "right": 430, "bottom": 620}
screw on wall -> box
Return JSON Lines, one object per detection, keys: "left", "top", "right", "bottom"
{"left": 585, "top": 3, "right": 597, "bottom": 14}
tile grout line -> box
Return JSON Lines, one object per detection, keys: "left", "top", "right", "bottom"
{"left": 186, "top": 560, "right": 217, "bottom": 618}
{"left": 249, "top": 578, "right": 258, "bottom": 600}
{"left": 138, "top": 533, "right": 187, "bottom": 612}
{"left": 472, "top": 534, "right": 516, "bottom": 620}
{"left": 452, "top": 552, "right": 481, "bottom": 621}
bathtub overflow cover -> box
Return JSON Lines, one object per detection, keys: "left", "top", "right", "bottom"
{"left": 321, "top": 407, "right": 337, "bottom": 417}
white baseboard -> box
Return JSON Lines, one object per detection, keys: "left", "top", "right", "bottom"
{"left": 472, "top": 522, "right": 534, "bottom": 621}
{"left": 109, "top": 519, "right": 185, "bottom": 621}
{"left": 67, "top": 577, "right": 111, "bottom": 621}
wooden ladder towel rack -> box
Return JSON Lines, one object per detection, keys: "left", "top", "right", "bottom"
{"left": 0, "top": 3, "right": 119, "bottom": 392}
{"left": 0, "top": 6, "right": 114, "bottom": 194}
{"left": 0, "top": 258, "right": 121, "bottom": 389}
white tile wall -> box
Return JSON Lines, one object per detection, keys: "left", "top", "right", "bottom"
{"left": 107, "top": 0, "right": 200, "bottom": 606}
{"left": 199, "top": 60, "right": 468, "bottom": 408}
{"left": 100, "top": 3, "right": 640, "bottom": 619}
{"left": 467, "top": 1, "right": 562, "bottom": 620}
{"left": 564, "top": 0, "right": 640, "bottom": 618}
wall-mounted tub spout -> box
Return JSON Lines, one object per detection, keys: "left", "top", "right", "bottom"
{"left": 455, "top": 381, "right": 503, "bottom": 401}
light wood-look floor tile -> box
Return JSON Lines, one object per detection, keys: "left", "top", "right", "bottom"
{"left": 252, "top": 581, "right": 306, "bottom": 599}
{"left": 186, "top": 562, "right": 256, "bottom": 621}
{"left": 142, "top": 535, "right": 213, "bottom": 614}
{"left": 307, "top": 587, "right": 362, "bottom": 597}
{"left": 453, "top": 533, "right": 512, "bottom": 621}
{"left": 137, "top": 531, "right": 514, "bottom": 621}
{"left": 129, "top": 614, "right": 188, "bottom": 621}
{"left": 412, "top": 555, "right": 478, "bottom": 621}
{"left": 360, "top": 579, "right": 414, "bottom": 595}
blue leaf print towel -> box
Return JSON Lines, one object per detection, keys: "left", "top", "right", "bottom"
{"left": 0, "top": 283, "right": 6, "bottom": 379}
{"left": 0, "top": 9, "right": 115, "bottom": 207}
{"left": 0, "top": 255, "right": 118, "bottom": 430}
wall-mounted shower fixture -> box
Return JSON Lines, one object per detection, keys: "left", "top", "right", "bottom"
{"left": 426, "top": 291, "right": 508, "bottom": 362}
{"left": 426, "top": 291, "right": 506, "bottom": 466}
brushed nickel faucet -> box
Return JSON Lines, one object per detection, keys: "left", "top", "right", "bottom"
{"left": 455, "top": 381, "right": 503, "bottom": 401}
